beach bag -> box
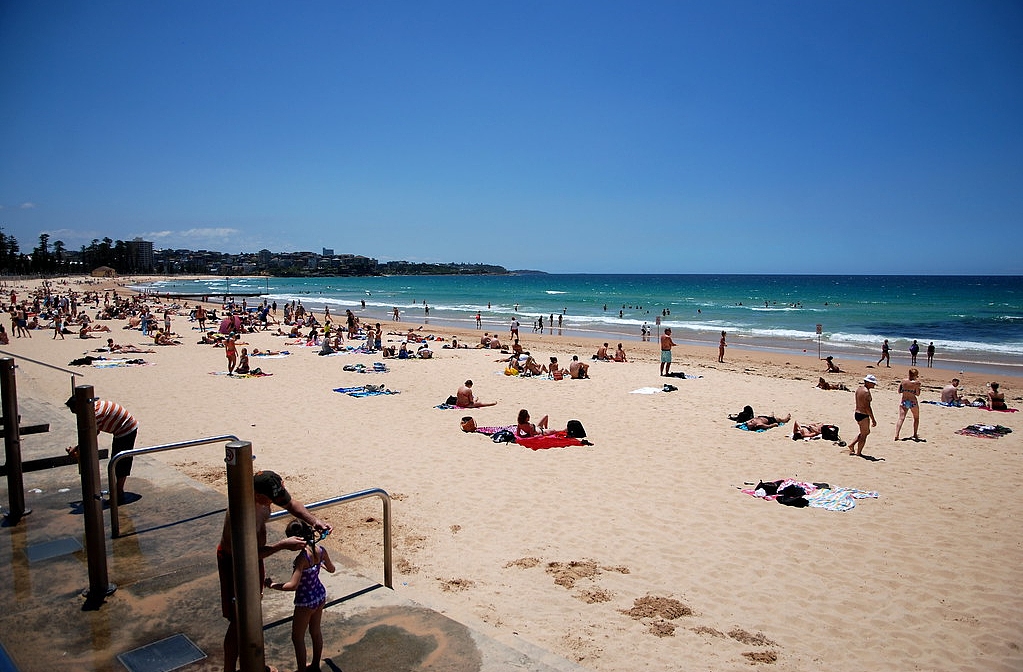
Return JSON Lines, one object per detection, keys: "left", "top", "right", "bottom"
{"left": 504, "top": 367, "right": 518, "bottom": 376}
{"left": 460, "top": 416, "right": 476, "bottom": 433}
{"left": 821, "top": 425, "right": 840, "bottom": 441}
{"left": 492, "top": 429, "right": 515, "bottom": 443}
{"left": 446, "top": 395, "right": 459, "bottom": 406}
{"left": 566, "top": 420, "right": 586, "bottom": 438}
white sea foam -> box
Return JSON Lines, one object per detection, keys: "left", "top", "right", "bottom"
{"left": 545, "top": 290, "right": 568, "bottom": 294}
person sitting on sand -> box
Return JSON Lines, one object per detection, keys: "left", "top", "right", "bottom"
{"left": 79, "top": 323, "right": 94, "bottom": 339}
{"left": 744, "top": 413, "right": 791, "bottom": 431}
{"left": 235, "top": 348, "right": 251, "bottom": 374}
{"left": 456, "top": 380, "right": 496, "bottom": 408}
{"left": 480, "top": 332, "right": 491, "bottom": 348}
{"left": 489, "top": 335, "right": 502, "bottom": 350}
{"left": 595, "top": 343, "right": 612, "bottom": 361}
{"left": 824, "top": 356, "right": 843, "bottom": 373}
{"left": 614, "top": 344, "right": 628, "bottom": 362}
{"left": 988, "top": 382, "right": 1007, "bottom": 410}
{"left": 153, "top": 331, "right": 180, "bottom": 345}
{"left": 543, "top": 357, "right": 567, "bottom": 379}
{"left": 516, "top": 409, "right": 559, "bottom": 437}
{"left": 941, "top": 378, "right": 964, "bottom": 405}
{"left": 417, "top": 343, "right": 433, "bottom": 359}
{"left": 816, "top": 377, "right": 849, "bottom": 391}
{"left": 569, "top": 355, "right": 589, "bottom": 379}
{"left": 516, "top": 354, "right": 542, "bottom": 375}
{"left": 318, "top": 338, "right": 334, "bottom": 355}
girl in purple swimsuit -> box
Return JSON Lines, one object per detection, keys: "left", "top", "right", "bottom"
{"left": 265, "top": 519, "right": 336, "bottom": 672}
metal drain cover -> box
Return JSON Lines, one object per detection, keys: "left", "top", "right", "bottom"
{"left": 116, "top": 634, "right": 206, "bottom": 672}
{"left": 25, "top": 536, "right": 82, "bottom": 563}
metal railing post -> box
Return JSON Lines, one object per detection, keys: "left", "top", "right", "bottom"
{"left": 74, "top": 384, "right": 115, "bottom": 608}
{"left": 1, "top": 358, "right": 30, "bottom": 522}
{"left": 224, "top": 440, "right": 266, "bottom": 672}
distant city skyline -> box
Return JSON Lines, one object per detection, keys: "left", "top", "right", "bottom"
{"left": 1, "top": 1, "right": 1020, "bottom": 275}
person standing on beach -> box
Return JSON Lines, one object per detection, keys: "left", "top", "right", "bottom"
{"left": 475, "top": 312, "right": 481, "bottom": 328}
{"left": 510, "top": 317, "right": 519, "bottom": 341}
{"left": 849, "top": 375, "right": 877, "bottom": 456}
{"left": 909, "top": 340, "right": 920, "bottom": 365}
{"left": 65, "top": 396, "right": 138, "bottom": 504}
{"left": 659, "top": 328, "right": 677, "bottom": 376}
{"left": 877, "top": 339, "right": 891, "bottom": 367}
{"left": 196, "top": 305, "right": 207, "bottom": 332}
{"left": 718, "top": 331, "right": 727, "bottom": 363}
{"left": 218, "top": 470, "right": 330, "bottom": 672}
{"left": 926, "top": 342, "right": 935, "bottom": 367}
{"left": 894, "top": 368, "right": 923, "bottom": 441}
{"left": 225, "top": 333, "right": 238, "bottom": 374}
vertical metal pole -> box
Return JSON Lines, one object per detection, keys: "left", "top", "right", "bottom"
{"left": 75, "top": 384, "right": 115, "bottom": 607}
{"left": 1, "top": 358, "right": 30, "bottom": 521}
{"left": 224, "top": 440, "right": 266, "bottom": 672}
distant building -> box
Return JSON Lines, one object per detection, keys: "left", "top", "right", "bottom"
{"left": 127, "top": 237, "right": 154, "bottom": 272}
{"left": 258, "top": 249, "right": 272, "bottom": 268}
{"left": 322, "top": 247, "right": 334, "bottom": 257}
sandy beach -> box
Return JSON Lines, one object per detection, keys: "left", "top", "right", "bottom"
{"left": 4, "top": 275, "right": 1021, "bottom": 672}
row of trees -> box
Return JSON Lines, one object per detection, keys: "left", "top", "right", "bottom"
{"left": 0, "top": 231, "right": 147, "bottom": 274}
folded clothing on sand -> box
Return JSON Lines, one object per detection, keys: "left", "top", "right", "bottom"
{"left": 955, "top": 424, "right": 1013, "bottom": 439}
{"left": 743, "top": 479, "right": 878, "bottom": 511}
{"left": 209, "top": 371, "right": 272, "bottom": 378}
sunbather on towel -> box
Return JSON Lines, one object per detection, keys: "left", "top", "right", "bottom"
{"left": 516, "top": 409, "right": 563, "bottom": 437}
{"left": 745, "top": 413, "right": 790, "bottom": 431}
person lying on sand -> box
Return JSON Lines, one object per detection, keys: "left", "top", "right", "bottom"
{"left": 791, "top": 421, "right": 846, "bottom": 445}
{"left": 744, "top": 413, "right": 791, "bottom": 430}
{"left": 103, "top": 338, "right": 155, "bottom": 354}
{"left": 817, "top": 377, "right": 849, "bottom": 391}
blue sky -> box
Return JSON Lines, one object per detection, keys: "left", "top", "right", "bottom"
{"left": 1, "top": 1, "right": 1020, "bottom": 274}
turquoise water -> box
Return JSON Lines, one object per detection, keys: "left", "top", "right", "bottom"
{"left": 137, "top": 274, "right": 1023, "bottom": 372}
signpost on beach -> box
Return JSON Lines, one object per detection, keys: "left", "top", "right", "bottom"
{"left": 816, "top": 324, "right": 823, "bottom": 359}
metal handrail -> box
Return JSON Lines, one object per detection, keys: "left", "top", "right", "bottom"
{"left": 268, "top": 488, "right": 393, "bottom": 589}
{"left": 108, "top": 434, "right": 239, "bottom": 538}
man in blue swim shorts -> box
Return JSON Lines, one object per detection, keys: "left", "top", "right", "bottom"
{"left": 659, "top": 328, "right": 676, "bottom": 376}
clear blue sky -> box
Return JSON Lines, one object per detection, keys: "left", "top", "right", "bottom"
{"left": 1, "top": 1, "right": 1020, "bottom": 274}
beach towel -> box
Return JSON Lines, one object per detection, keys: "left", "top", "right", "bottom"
{"left": 515, "top": 432, "right": 587, "bottom": 450}
{"left": 435, "top": 404, "right": 468, "bottom": 410}
{"left": 954, "top": 424, "right": 1013, "bottom": 439}
{"left": 735, "top": 422, "right": 786, "bottom": 432}
{"left": 474, "top": 425, "right": 515, "bottom": 436}
{"left": 332, "top": 385, "right": 399, "bottom": 397}
{"left": 663, "top": 372, "right": 703, "bottom": 379}
{"left": 630, "top": 387, "right": 664, "bottom": 394}
{"left": 804, "top": 487, "right": 879, "bottom": 512}
{"left": 922, "top": 401, "right": 964, "bottom": 408}
{"left": 209, "top": 371, "right": 273, "bottom": 378}
{"left": 251, "top": 352, "right": 290, "bottom": 359}
{"left": 981, "top": 406, "right": 1018, "bottom": 413}
{"left": 92, "top": 359, "right": 152, "bottom": 368}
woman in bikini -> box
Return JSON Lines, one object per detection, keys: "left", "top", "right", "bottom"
{"left": 894, "top": 368, "right": 923, "bottom": 441}
{"left": 516, "top": 409, "right": 557, "bottom": 437}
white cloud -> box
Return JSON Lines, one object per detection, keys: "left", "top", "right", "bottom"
{"left": 139, "top": 227, "right": 239, "bottom": 241}
{"left": 19, "top": 202, "right": 36, "bottom": 209}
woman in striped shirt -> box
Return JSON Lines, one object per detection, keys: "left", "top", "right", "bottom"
{"left": 66, "top": 397, "right": 138, "bottom": 504}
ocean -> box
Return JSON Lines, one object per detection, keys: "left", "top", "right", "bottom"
{"left": 135, "top": 274, "right": 1023, "bottom": 375}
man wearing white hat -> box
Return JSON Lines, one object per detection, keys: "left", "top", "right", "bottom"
{"left": 849, "top": 375, "right": 878, "bottom": 456}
